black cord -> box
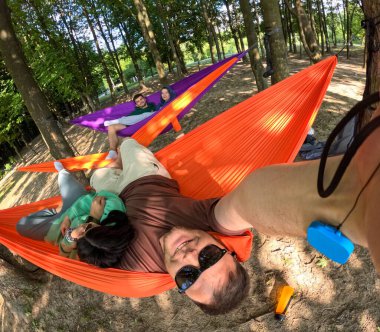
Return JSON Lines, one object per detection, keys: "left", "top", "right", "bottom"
{"left": 317, "top": 92, "right": 380, "bottom": 230}
{"left": 337, "top": 161, "right": 380, "bottom": 230}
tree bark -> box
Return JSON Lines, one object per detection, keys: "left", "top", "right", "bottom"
{"left": 252, "top": 0, "right": 266, "bottom": 58}
{"left": 225, "top": 0, "right": 242, "bottom": 53}
{"left": 201, "top": 0, "right": 216, "bottom": 63}
{"left": 320, "top": 0, "right": 330, "bottom": 52}
{"left": 211, "top": 22, "right": 222, "bottom": 61}
{"left": 328, "top": 3, "right": 337, "bottom": 47}
{"left": 344, "top": 0, "right": 350, "bottom": 59}
{"left": 81, "top": 4, "right": 115, "bottom": 101}
{"left": 58, "top": 5, "right": 99, "bottom": 105}
{"left": 0, "top": 1, "right": 76, "bottom": 160}
{"left": 119, "top": 23, "right": 144, "bottom": 83}
{"left": 99, "top": 5, "right": 129, "bottom": 94}
{"left": 207, "top": 4, "right": 222, "bottom": 61}
{"left": 133, "top": 0, "right": 168, "bottom": 84}
{"left": 260, "top": 0, "right": 289, "bottom": 84}
{"left": 156, "top": 0, "right": 183, "bottom": 78}
{"left": 238, "top": 0, "right": 267, "bottom": 91}
{"left": 285, "top": 0, "right": 321, "bottom": 63}
{"left": 216, "top": 23, "right": 226, "bottom": 58}
{"left": 173, "top": 38, "right": 188, "bottom": 74}
{"left": 316, "top": 0, "right": 325, "bottom": 56}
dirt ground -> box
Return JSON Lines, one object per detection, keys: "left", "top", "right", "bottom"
{"left": 0, "top": 48, "right": 379, "bottom": 332}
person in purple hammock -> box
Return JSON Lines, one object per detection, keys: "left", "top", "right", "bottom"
{"left": 104, "top": 93, "right": 157, "bottom": 159}
{"left": 157, "top": 86, "right": 177, "bottom": 110}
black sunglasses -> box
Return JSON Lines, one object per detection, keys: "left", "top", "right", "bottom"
{"left": 175, "top": 244, "right": 228, "bottom": 294}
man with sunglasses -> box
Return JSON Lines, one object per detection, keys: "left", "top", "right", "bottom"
{"left": 91, "top": 138, "right": 251, "bottom": 315}
{"left": 91, "top": 100, "right": 380, "bottom": 315}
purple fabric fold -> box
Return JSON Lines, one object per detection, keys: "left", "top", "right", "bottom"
{"left": 71, "top": 51, "right": 248, "bottom": 137}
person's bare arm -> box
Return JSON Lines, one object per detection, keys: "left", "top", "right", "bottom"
{"left": 214, "top": 159, "right": 345, "bottom": 237}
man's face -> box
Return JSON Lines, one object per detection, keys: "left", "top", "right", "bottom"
{"left": 160, "top": 227, "right": 237, "bottom": 304}
{"left": 134, "top": 96, "right": 148, "bottom": 108}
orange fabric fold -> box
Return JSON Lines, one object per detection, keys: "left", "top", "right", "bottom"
{"left": 0, "top": 197, "right": 252, "bottom": 297}
{"left": 2, "top": 56, "right": 337, "bottom": 297}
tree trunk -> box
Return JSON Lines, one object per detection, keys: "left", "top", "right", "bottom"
{"left": 201, "top": 0, "right": 216, "bottom": 63}
{"left": 225, "top": 0, "right": 242, "bottom": 53}
{"left": 260, "top": 0, "right": 289, "bottom": 84}
{"left": 119, "top": 23, "right": 144, "bottom": 83}
{"left": 285, "top": 0, "right": 322, "bottom": 63}
{"left": 328, "top": 4, "right": 337, "bottom": 47}
{"left": 238, "top": 0, "right": 267, "bottom": 91}
{"left": 59, "top": 6, "right": 99, "bottom": 104}
{"left": 320, "top": 0, "right": 330, "bottom": 53}
{"left": 307, "top": 0, "right": 317, "bottom": 37}
{"left": 316, "top": 0, "right": 325, "bottom": 56}
{"left": 173, "top": 39, "right": 188, "bottom": 74}
{"left": 252, "top": 0, "right": 266, "bottom": 57}
{"left": 216, "top": 23, "right": 226, "bottom": 58}
{"left": 359, "top": 2, "right": 380, "bottom": 129}
{"left": 281, "top": 0, "right": 291, "bottom": 52}
{"left": 157, "top": 0, "right": 183, "bottom": 78}
{"left": 99, "top": 6, "right": 129, "bottom": 94}
{"left": 211, "top": 22, "right": 222, "bottom": 61}
{"left": 81, "top": 4, "right": 115, "bottom": 101}
{"left": 9, "top": 141, "right": 25, "bottom": 163}
{"left": 0, "top": 1, "right": 76, "bottom": 160}
{"left": 133, "top": 0, "right": 168, "bottom": 84}
{"left": 344, "top": 0, "right": 350, "bottom": 59}
{"left": 232, "top": 0, "right": 248, "bottom": 62}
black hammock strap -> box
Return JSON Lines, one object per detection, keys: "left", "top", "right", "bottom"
{"left": 318, "top": 92, "right": 380, "bottom": 198}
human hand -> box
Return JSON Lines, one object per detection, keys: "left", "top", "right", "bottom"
{"left": 90, "top": 196, "right": 106, "bottom": 220}
{"left": 60, "top": 216, "right": 71, "bottom": 236}
{"left": 70, "top": 225, "right": 86, "bottom": 240}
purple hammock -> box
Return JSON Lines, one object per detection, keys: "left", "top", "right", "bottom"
{"left": 71, "top": 51, "right": 248, "bottom": 137}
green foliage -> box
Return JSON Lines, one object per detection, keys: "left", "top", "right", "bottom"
{"left": 0, "top": 61, "right": 26, "bottom": 146}
{"left": 316, "top": 257, "right": 329, "bottom": 268}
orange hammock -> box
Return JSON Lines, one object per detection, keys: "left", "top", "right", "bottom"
{"left": 2, "top": 56, "right": 337, "bottom": 297}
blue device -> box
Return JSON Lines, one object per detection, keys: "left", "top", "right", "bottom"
{"left": 307, "top": 221, "right": 354, "bottom": 264}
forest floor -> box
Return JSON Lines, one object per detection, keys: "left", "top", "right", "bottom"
{"left": 0, "top": 47, "right": 379, "bottom": 332}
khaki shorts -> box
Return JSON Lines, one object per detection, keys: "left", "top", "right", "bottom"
{"left": 90, "top": 138, "right": 171, "bottom": 194}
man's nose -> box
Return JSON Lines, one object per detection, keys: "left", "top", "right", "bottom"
{"left": 182, "top": 245, "right": 199, "bottom": 265}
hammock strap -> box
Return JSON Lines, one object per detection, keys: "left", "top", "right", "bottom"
{"left": 318, "top": 92, "right": 380, "bottom": 198}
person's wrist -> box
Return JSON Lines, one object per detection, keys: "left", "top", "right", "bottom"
{"left": 64, "top": 227, "right": 77, "bottom": 243}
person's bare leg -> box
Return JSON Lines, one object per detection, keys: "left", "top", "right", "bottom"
{"left": 107, "top": 124, "right": 126, "bottom": 151}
